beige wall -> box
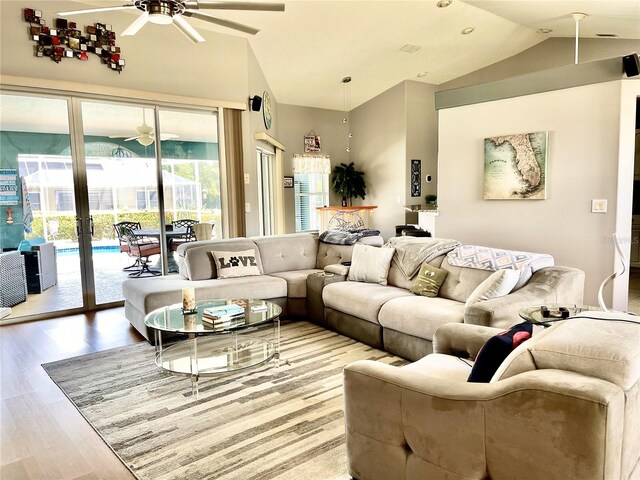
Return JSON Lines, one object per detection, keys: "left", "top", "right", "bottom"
{"left": 436, "top": 80, "right": 630, "bottom": 305}
{"left": 277, "top": 104, "right": 349, "bottom": 233}
{"left": 440, "top": 38, "right": 640, "bottom": 91}
{"left": 350, "top": 82, "right": 406, "bottom": 240}
{"left": 405, "top": 81, "right": 439, "bottom": 208}
{"left": 243, "top": 47, "right": 280, "bottom": 236}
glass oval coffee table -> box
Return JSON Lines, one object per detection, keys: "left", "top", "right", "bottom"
{"left": 144, "top": 299, "right": 281, "bottom": 397}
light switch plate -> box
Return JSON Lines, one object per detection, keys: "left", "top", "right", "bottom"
{"left": 592, "top": 199, "right": 607, "bottom": 213}
{"left": 244, "top": 174, "right": 250, "bottom": 184}
{"left": 245, "top": 202, "right": 251, "bottom": 213}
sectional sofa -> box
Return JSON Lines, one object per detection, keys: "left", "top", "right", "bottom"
{"left": 122, "top": 233, "right": 379, "bottom": 341}
{"left": 122, "top": 233, "right": 585, "bottom": 359}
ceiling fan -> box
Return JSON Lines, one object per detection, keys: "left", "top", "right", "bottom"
{"left": 109, "top": 110, "right": 178, "bottom": 146}
{"left": 58, "top": 1, "right": 285, "bottom": 44}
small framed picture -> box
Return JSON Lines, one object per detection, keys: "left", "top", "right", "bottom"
{"left": 283, "top": 176, "right": 294, "bottom": 188}
{"left": 304, "top": 135, "right": 321, "bottom": 153}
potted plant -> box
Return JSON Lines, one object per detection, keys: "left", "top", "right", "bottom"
{"left": 331, "top": 162, "right": 366, "bottom": 207}
{"left": 425, "top": 194, "right": 437, "bottom": 207}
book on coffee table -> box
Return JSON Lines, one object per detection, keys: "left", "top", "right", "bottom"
{"left": 202, "top": 304, "right": 244, "bottom": 320}
{"left": 201, "top": 314, "right": 246, "bottom": 329}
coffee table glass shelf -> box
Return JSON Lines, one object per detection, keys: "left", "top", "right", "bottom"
{"left": 144, "top": 299, "right": 281, "bottom": 397}
{"left": 519, "top": 304, "right": 599, "bottom": 326}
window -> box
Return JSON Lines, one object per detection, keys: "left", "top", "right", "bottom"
{"left": 295, "top": 173, "right": 329, "bottom": 231}
{"left": 55, "top": 190, "right": 75, "bottom": 211}
{"left": 293, "top": 154, "right": 331, "bottom": 232}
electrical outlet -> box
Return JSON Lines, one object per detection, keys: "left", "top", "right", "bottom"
{"left": 245, "top": 202, "right": 251, "bottom": 213}
{"left": 591, "top": 199, "right": 607, "bottom": 213}
{"left": 244, "top": 174, "right": 250, "bottom": 184}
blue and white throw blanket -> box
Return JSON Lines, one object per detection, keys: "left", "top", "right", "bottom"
{"left": 319, "top": 229, "right": 381, "bottom": 245}
{"left": 447, "top": 245, "right": 553, "bottom": 272}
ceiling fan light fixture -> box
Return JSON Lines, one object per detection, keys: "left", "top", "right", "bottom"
{"left": 137, "top": 135, "right": 155, "bottom": 147}
{"left": 147, "top": 1, "right": 175, "bottom": 24}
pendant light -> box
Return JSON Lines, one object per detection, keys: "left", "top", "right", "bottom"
{"left": 342, "top": 76, "right": 352, "bottom": 153}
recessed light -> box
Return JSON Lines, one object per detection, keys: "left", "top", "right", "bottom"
{"left": 596, "top": 33, "right": 618, "bottom": 37}
{"left": 417, "top": 72, "right": 428, "bottom": 78}
{"left": 461, "top": 27, "right": 474, "bottom": 35}
{"left": 538, "top": 28, "right": 553, "bottom": 34}
{"left": 437, "top": 0, "right": 452, "bottom": 7}
{"left": 399, "top": 44, "right": 421, "bottom": 53}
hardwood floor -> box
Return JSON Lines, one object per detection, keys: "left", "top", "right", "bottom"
{"left": 0, "top": 308, "right": 143, "bottom": 480}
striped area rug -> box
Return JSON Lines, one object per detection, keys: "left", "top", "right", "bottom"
{"left": 43, "top": 321, "right": 405, "bottom": 480}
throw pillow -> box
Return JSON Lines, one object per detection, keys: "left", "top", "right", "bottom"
{"left": 410, "top": 262, "right": 448, "bottom": 297}
{"left": 465, "top": 269, "right": 521, "bottom": 307}
{"left": 468, "top": 322, "right": 533, "bottom": 383}
{"left": 211, "top": 249, "right": 261, "bottom": 279}
{"left": 347, "top": 244, "right": 395, "bottom": 285}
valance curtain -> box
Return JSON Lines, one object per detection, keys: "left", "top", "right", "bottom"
{"left": 292, "top": 154, "right": 331, "bottom": 175}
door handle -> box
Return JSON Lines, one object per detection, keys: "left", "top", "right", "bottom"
{"left": 76, "top": 216, "right": 83, "bottom": 236}
{"left": 87, "top": 215, "right": 94, "bottom": 236}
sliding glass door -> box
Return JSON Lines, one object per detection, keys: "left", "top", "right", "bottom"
{"left": 0, "top": 90, "right": 221, "bottom": 320}
{"left": 0, "top": 93, "right": 84, "bottom": 318}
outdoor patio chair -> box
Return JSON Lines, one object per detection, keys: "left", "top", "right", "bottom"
{"left": 170, "top": 219, "right": 198, "bottom": 251}
{"left": 114, "top": 221, "right": 144, "bottom": 271}
{"left": 120, "top": 226, "right": 161, "bottom": 278}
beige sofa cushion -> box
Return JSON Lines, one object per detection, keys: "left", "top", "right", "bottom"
{"left": 177, "top": 238, "right": 263, "bottom": 280}
{"left": 323, "top": 281, "right": 412, "bottom": 324}
{"left": 529, "top": 313, "right": 640, "bottom": 390}
{"left": 122, "top": 275, "right": 287, "bottom": 314}
{"left": 379, "top": 296, "right": 465, "bottom": 341}
{"left": 438, "top": 262, "right": 493, "bottom": 303}
{"left": 269, "top": 269, "right": 323, "bottom": 298}
{"left": 252, "top": 234, "right": 318, "bottom": 274}
{"left": 402, "top": 353, "right": 473, "bottom": 381}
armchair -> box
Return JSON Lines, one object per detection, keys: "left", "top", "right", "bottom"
{"left": 344, "top": 313, "right": 640, "bottom": 480}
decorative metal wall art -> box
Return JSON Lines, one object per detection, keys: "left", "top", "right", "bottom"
{"left": 24, "top": 8, "right": 125, "bottom": 72}
{"left": 410, "top": 159, "right": 421, "bottom": 197}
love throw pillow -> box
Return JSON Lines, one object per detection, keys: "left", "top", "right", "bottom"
{"left": 467, "top": 322, "right": 533, "bottom": 383}
{"left": 212, "top": 249, "right": 261, "bottom": 279}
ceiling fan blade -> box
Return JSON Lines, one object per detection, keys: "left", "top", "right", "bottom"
{"left": 186, "top": 1, "right": 284, "bottom": 12}
{"left": 58, "top": 5, "right": 136, "bottom": 16}
{"left": 108, "top": 134, "right": 134, "bottom": 139}
{"left": 122, "top": 11, "right": 150, "bottom": 36}
{"left": 123, "top": 136, "right": 140, "bottom": 141}
{"left": 183, "top": 11, "right": 259, "bottom": 35}
{"left": 159, "top": 133, "right": 180, "bottom": 140}
{"left": 173, "top": 15, "right": 206, "bottom": 43}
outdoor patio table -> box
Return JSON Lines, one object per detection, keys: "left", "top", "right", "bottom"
{"left": 133, "top": 228, "right": 187, "bottom": 273}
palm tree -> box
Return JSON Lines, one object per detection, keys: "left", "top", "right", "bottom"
{"left": 331, "top": 162, "right": 366, "bottom": 206}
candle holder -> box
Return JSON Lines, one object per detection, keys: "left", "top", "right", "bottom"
{"left": 181, "top": 307, "right": 198, "bottom": 315}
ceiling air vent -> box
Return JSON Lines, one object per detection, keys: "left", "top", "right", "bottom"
{"left": 596, "top": 33, "right": 618, "bottom": 37}
{"left": 399, "top": 44, "right": 421, "bottom": 53}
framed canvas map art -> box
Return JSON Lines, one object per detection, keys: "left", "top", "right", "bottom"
{"left": 483, "top": 131, "right": 548, "bottom": 200}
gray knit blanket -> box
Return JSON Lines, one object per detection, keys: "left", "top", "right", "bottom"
{"left": 319, "top": 229, "right": 381, "bottom": 245}
{"left": 386, "top": 236, "right": 461, "bottom": 279}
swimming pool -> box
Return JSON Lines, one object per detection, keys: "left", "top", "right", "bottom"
{"left": 56, "top": 245, "right": 121, "bottom": 256}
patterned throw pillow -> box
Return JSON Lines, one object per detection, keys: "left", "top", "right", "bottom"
{"left": 467, "top": 322, "right": 533, "bottom": 383}
{"left": 410, "top": 262, "right": 448, "bottom": 297}
{"left": 211, "top": 249, "right": 261, "bottom": 279}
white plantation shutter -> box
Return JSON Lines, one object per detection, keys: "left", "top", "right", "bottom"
{"left": 293, "top": 155, "right": 330, "bottom": 232}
